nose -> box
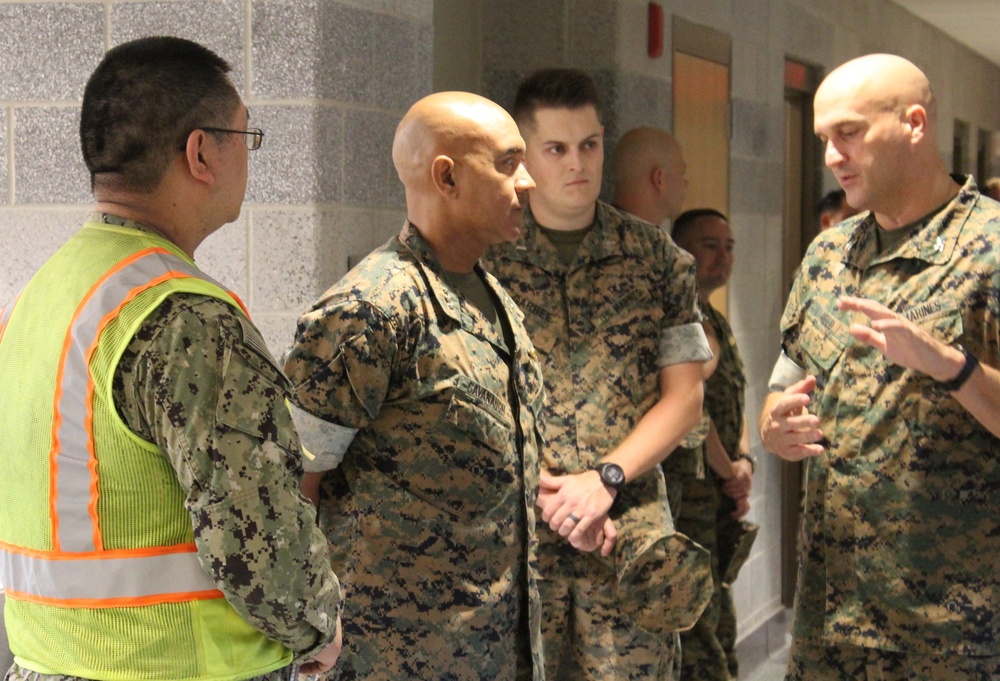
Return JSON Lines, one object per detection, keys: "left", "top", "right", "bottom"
{"left": 825, "top": 139, "right": 844, "bottom": 168}
{"left": 515, "top": 163, "right": 536, "bottom": 192}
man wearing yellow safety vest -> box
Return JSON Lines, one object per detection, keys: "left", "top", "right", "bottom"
{"left": 0, "top": 37, "right": 342, "bottom": 680}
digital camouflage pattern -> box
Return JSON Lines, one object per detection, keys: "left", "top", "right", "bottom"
{"left": 113, "top": 293, "right": 342, "bottom": 659}
{"left": 484, "top": 202, "right": 713, "bottom": 681}
{"left": 780, "top": 176, "right": 1000, "bottom": 664}
{"left": 675, "top": 302, "right": 749, "bottom": 681}
{"left": 284, "top": 223, "right": 544, "bottom": 681}
{"left": 785, "top": 638, "right": 1000, "bottom": 681}
{"left": 2, "top": 288, "right": 342, "bottom": 681}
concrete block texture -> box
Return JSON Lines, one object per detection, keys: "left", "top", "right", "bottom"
{"left": 342, "top": 108, "right": 405, "bottom": 208}
{"left": 110, "top": 0, "right": 247, "bottom": 94}
{"left": 14, "top": 106, "right": 90, "bottom": 205}
{"left": 0, "top": 208, "right": 87, "bottom": 302}
{"left": 481, "top": 0, "right": 565, "bottom": 69}
{"left": 0, "top": 109, "right": 8, "bottom": 205}
{"left": 0, "top": 3, "right": 104, "bottom": 102}
{"left": 250, "top": 206, "right": 376, "bottom": 313}
{"left": 252, "top": 0, "right": 431, "bottom": 108}
{"left": 196, "top": 215, "right": 249, "bottom": 305}
{"left": 245, "top": 104, "right": 343, "bottom": 205}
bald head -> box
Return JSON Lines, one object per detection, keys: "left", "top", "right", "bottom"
{"left": 816, "top": 54, "right": 936, "bottom": 127}
{"left": 393, "top": 92, "right": 514, "bottom": 191}
{"left": 612, "top": 127, "right": 687, "bottom": 224}
{"left": 813, "top": 54, "right": 954, "bottom": 228}
{"left": 391, "top": 91, "right": 533, "bottom": 271}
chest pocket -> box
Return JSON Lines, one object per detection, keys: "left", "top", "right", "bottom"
{"left": 798, "top": 303, "right": 850, "bottom": 375}
{"left": 520, "top": 299, "right": 558, "bottom": 356}
{"left": 905, "top": 303, "right": 964, "bottom": 346}
{"left": 442, "top": 374, "right": 513, "bottom": 455}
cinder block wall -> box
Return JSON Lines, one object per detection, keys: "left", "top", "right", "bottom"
{"left": 443, "top": 0, "right": 1000, "bottom": 667}
{"left": 0, "top": 0, "right": 433, "bottom": 353}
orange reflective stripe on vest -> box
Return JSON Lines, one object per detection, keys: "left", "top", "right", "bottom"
{"left": 9, "top": 246, "right": 234, "bottom": 606}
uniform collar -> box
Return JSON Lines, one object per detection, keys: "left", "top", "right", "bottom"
{"left": 842, "top": 174, "right": 978, "bottom": 269}
{"left": 505, "top": 201, "right": 645, "bottom": 274}
{"left": 398, "top": 221, "right": 509, "bottom": 354}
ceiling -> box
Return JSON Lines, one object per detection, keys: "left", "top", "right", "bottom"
{"left": 889, "top": 0, "right": 1000, "bottom": 68}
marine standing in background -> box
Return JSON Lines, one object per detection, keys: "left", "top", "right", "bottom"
{"left": 485, "top": 68, "right": 713, "bottom": 681}
{"left": 671, "top": 209, "right": 757, "bottom": 681}
{"left": 612, "top": 126, "right": 689, "bottom": 227}
{"left": 0, "top": 36, "right": 342, "bottom": 681}
{"left": 760, "top": 54, "right": 1000, "bottom": 680}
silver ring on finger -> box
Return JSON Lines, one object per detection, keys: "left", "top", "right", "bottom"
{"left": 567, "top": 513, "right": 580, "bottom": 524}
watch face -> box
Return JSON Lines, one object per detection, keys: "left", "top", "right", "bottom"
{"left": 601, "top": 464, "right": 625, "bottom": 487}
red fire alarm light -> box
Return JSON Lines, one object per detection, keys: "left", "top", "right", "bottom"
{"left": 648, "top": 2, "right": 664, "bottom": 58}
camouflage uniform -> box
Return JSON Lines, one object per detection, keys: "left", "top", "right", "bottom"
{"left": 484, "top": 202, "right": 713, "bottom": 681}
{"left": 775, "top": 176, "right": 1000, "bottom": 678}
{"left": 5, "top": 217, "right": 341, "bottom": 681}
{"left": 676, "top": 302, "right": 747, "bottom": 681}
{"left": 284, "top": 223, "right": 544, "bottom": 681}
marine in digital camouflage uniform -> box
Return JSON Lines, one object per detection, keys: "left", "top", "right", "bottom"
{"left": 670, "top": 209, "right": 756, "bottom": 681}
{"left": 761, "top": 54, "right": 1000, "bottom": 680}
{"left": 284, "top": 93, "right": 546, "bottom": 680}
{"left": 486, "top": 69, "right": 714, "bottom": 681}
{"left": 675, "top": 303, "right": 751, "bottom": 681}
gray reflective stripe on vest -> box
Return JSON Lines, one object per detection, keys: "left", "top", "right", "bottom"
{"left": 0, "top": 546, "right": 217, "bottom": 601}
{"left": 54, "top": 248, "right": 208, "bottom": 553}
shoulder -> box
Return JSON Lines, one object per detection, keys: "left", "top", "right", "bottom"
{"left": 601, "top": 202, "right": 693, "bottom": 267}
{"left": 313, "top": 238, "right": 428, "bottom": 319}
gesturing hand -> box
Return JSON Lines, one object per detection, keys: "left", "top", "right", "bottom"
{"left": 837, "top": 296, "right": 964, "bottom": 381}
{"left": 759, "top": 376, "right": 824, "bottom": 461}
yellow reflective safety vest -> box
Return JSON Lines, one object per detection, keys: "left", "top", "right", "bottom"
{"left": 0, "top": 220, "right": 291, "bottom": 680}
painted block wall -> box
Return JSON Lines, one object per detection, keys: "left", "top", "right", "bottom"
{"left": 2, "top": 0, "right": 1000, "bottom": 671}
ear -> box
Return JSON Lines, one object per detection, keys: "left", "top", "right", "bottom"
{"left": 432, "top": 155, "right": 458, "bottom": 196}
{"left": 903, "top": 104, "right": 927, "bottom": 144}
{"left": 650, "top": 165, "right": 664, "bottom": 191}
{"left": 181, "top": 130, "right": 217, "bottom": 186}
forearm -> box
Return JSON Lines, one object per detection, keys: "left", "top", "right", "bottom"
{"left": 188, "top": 444, "right": 341, "bottom": 657}
{"left": 952, "top": 359, "right": 1000, "bottom": 438}
{"left": 704, "top": 420, "right": 734, "bottom": 480}
{"left": 738, "top": 414, "right": 751, "bottom": 458}
{"left": 604, "top": 363, "right": 704, "bottom": 480}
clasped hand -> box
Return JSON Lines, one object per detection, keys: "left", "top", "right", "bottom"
{"left": 536, "top": 470, "right": 617, "bottom": 557}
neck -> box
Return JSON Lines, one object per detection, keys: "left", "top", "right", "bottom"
{"left": 874, "top": 169, "right": 959, "bottom": 230}
{"left": 613, "top": 192, "right": 661, "bottom": 225}
{"left": 408, "top": 216, "right": 481, "bottom": 274}
{"left": 530, "top": 197, "right": 596, "bottom": 231}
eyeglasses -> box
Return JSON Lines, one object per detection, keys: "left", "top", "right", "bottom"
{"left": 200, "top": 127, "right": 265, "bottom": 150}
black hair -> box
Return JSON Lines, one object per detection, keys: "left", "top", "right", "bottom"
{"left": 81, "top": 36, "right": 241, "bottom": 192}
{"left": 671, "top": 208, "right": 728, "bottom": 243}
{"left": 817, "top": 188, "right": 847, "bottom": 216}
{"left": 512, "top": 68, "right": 603, "bottom": 129}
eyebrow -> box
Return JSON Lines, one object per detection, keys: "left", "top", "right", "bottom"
{"left": 540, "top": 132, "right": 602, "bottom": 146}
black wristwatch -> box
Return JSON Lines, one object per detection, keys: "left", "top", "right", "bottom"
{"left": 736, "top": 452, "right": 757, "bottom": 474}
{"left": 590, "top": 462, "right": 626, "bottom": 490}
{"left": 937, "top": 345, "right": 979, "bottom": 392}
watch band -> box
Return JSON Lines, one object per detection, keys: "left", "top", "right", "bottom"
{"left": 937, "top": 345, "right": 979, "bottom": 392}
{"left": 736, "top": 452, "right": 757, "bottom": 474}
